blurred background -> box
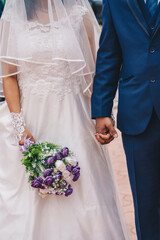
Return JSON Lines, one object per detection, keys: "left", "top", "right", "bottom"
{"left": 89, "top": 0, "right": 102, "bottom": 24}
{"left": 0, "top": 0, "right": 4, "bottom": 16}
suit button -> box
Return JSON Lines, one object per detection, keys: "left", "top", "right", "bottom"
{"left": 150, "top": 77, "right": 156, "bottom": 83}
{"left": 150, "top": 47, "right": 155, "bottom": 53}
{"left": 151, "top": 25, "right": 155, "bottom": 30}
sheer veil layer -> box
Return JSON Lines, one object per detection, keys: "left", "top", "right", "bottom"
{"left": 0, "top": 0, "right": 100, "bottom": 97}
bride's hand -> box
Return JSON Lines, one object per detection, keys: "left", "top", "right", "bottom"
{"left": 19, "top": 126, "right": 35, "bottom": 145}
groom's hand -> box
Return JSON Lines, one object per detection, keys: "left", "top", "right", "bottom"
{"left": 95, "top": 117, "right": 118, "bottom": 144}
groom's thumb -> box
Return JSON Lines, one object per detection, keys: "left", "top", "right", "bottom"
{"left": 107, "top": 123, "right": 118, "bottom": 138}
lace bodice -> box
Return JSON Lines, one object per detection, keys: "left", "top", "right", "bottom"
{"left": 17, "top": 6, "right": 88, "bottom": 101}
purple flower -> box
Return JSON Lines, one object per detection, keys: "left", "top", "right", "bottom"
{"left": 47, "top": 156, "right": 56, "bottom": 167}
{"left": 19, "top": 145, "right": 28, "bottom": 153}
{"left": 61, "top": 147, "right": 69, "bottom": 157}
{"left": 72, "top": 167, "right": 80, "bottom": 175}
{"left": 19, "top": 135, "right": 34, "bottom": 152}
{"left": 56, "top": 171, "right": 62, "bottom": 180}
{"left": 75, "top": 162, "right": 79, "bottom": 167}
{"left": 73, "top": 173, "right": 80, "bottom": 182}
{"left": 43, "top": 160, "right": 48, "bottom": 166}
{"left": 66, "top": 165, "right": 72, "bottom": 172}
{"left": 35, "top": 176, "right": 43, "bottom": 183}
{"left": 31, "top": 181, "right": 39, "bottom": 188}
{"left": 43, "top": 168, "right": 53, "bottom": 178}
{"left": 65, "top": 187, "right": 73, "bottom": 197}
{"left": 44, "top": 176, "right": 54, "bottom": 186}
{"left": 56, "top": 192, "right": 61, "bottom": 195}
{"left": 31, "top": 176, "right": 44, "bottom": 189}
{"left": 56, "top": 192, "right": 63, "bottom": 196}
{"left": 55, "top": 152, "right": 62, "bottom": 160}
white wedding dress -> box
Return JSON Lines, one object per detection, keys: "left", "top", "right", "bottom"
{"left": 0, "top": 7, "right": 131, "bottom": 240}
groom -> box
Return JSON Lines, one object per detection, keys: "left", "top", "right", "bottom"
{"left": 91, "top": 0, "right": 160, "bottom": 239}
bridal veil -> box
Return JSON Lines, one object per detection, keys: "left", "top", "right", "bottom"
{"left": 0, "top": 0, "right": 100, "bottom": 97}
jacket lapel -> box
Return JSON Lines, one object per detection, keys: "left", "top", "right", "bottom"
{"left": 152, "top": 4, "right": 160, "bottom": 38}
{"left": 127, "top": 0, "right": 150, "bottom": 37}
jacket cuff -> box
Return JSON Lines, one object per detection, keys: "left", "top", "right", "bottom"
{"left": 91, "top": 108, "right": 112, "bottom": 119}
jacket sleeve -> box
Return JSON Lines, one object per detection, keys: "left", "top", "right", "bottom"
{"left": 91, "top": 0, "right": 122, "bottom": 119}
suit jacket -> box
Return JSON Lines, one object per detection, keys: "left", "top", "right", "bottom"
{"left": 91, "top": 0, "right": 160, "bottom": 135}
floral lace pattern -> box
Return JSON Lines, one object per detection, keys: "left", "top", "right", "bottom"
{"left": 69, "top": 5, "right": 88, "bottom": 30}
{"left": 26, "top": 5, "right": 88, "bottom": 32}
{"left": 18, "top": 61, "right": 82, "bottom": 101}
{"left": 17, "top": 6, "right": 88, "bottom": 101}
{"left": 10, "top": 111, "right": 26, "bottom": 143}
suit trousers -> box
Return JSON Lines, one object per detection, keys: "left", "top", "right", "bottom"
{"left": 122, "top": 110, "right": 160, "bottom": 240}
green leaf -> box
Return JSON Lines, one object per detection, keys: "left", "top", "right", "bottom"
{"left": 28, "top": 175, "right": 34, "bottom": 182}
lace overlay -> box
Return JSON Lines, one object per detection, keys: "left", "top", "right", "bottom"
{"left": 17, "top": 6, "right": 88, "bottom": 101}
{"left": 10, "top": 111, "right": 26, "bottom": 143}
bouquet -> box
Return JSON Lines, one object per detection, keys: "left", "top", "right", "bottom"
{"left": 20, "top": 136, "right": 80, "bottom": 197}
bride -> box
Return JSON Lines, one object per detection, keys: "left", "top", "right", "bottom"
{"left": 0, "top": 0, "right": 131, "bottom": 239}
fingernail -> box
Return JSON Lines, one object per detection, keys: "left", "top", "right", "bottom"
{"left": 114, "top": 134, "right": 118, "bottom": 138}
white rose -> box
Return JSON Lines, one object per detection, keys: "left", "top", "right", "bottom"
{"left": 39, "top": 188, "right": 50, "bottom": 195}
{"left": 39, "top": 188, "right": 55, "bottom": 196}
{"left": 55, "top": 160, "right": 66, "bottom": 172}
{"left": 65, "top": 156, "right": 77, "bottom": 167}
{"left": 62, "top": 170, "right": 71, "bottom": 180}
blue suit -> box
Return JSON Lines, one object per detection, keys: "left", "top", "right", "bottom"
{"left": 91, "top": 0, "right": 160, "bottom": 239}
{"left": 92, "top": 0, "right": 160, "bottom": 135}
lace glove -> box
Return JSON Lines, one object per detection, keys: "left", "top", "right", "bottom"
{"left": 10, "top": 111, "right": 26, "bottom": 144}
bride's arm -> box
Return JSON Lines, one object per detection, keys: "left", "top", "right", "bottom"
{"left": 83, "top": 12, "right": 97, "bottom": 93}
{"left": 3, "top": 64, "right": 35, "bottom": 144}
{"left": 3, "top": 66, "right": 21, "bottom": 113}
{"left": 83, "top": 12, "right": 96, "bottom": 63}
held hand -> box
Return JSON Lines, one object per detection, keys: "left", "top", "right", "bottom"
{"left": 95, "top": 117, "right": 118, "bottom": 145}
{"left": 19, "top": 126, "right": 35, "bottom": 145}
